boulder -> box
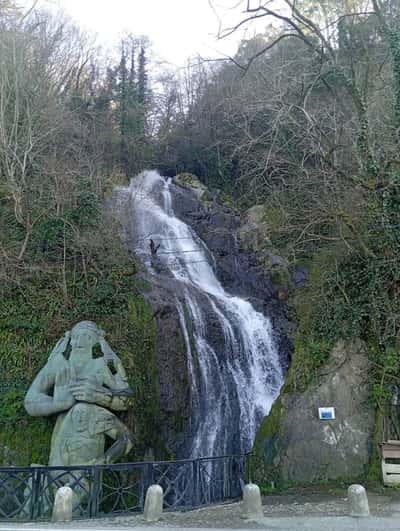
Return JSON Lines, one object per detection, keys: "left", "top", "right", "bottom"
{"left": 291, "top": 266, "right": 309, "bottom": 288}
{"left": 238, "top": 205, "right": 270, "bottom": 251}
{"left": 174, "top": 173, "right": 210, "bottom": 201}
{"left": 254, "top": 339, "right": 375, "bottom": 482}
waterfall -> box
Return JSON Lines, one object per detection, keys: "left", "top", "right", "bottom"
{"left": 120, "top": 170, "right": 283, "bottom": 458}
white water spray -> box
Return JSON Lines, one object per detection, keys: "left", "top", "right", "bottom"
{"left": 120, "top": 170, "right": 283, "bottom": 457}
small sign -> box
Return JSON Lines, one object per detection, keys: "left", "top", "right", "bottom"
{"left": 318, "top": 407, "right": 335, "bottom": 420}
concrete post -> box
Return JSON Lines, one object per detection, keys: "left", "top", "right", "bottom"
{"left": 348, "top": 484, "right": 370, "bottom": 517}
{"left": 52, "top": 486, "right": 73, "bottom": 522}
{"left": 241, "top": 483, "right": 263, "bottom": 519}
{"left": 143, "top": 484, "right": 163, "bottom": 522}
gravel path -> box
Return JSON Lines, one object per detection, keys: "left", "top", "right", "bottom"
{"left": 2, "top": 489, "right": 400, "bottom": 530}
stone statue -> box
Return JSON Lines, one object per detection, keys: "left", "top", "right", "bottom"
{"left": 24, "top": 321, "right": 134, "bottom": 466}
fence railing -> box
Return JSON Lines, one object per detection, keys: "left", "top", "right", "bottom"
{"left": 0, "top": 453, "right": 251, "bottom": 521}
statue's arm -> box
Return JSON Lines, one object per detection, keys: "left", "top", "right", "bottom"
{"left": 24, "top": 363, "right": 75, "bottom": 417}
{"left": 100, "top": 340, "right": 134, "bottom": 411}
{"left": 101, "top": 417, "right": 134, "bottom": 464}
{"left": 69, "top": 378, "right": 133, "bottom": 412}
{"left": 100, "top": 385, "right": 133, "bottom": 412}
{"left": 70, "top": 356, "right": 133, "bottom": 411}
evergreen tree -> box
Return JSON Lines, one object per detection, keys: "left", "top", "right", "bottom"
{"left": 138, "top": 46, "right": 147, "bottom": 106}
{"left": 112, "top": 37, "right": 151, "bottom": 177}
{"left": 117, "top": 43, "right": 129, "bottom": 175}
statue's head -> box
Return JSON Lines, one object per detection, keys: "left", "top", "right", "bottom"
{"left": 70, "top": 321, "right": 104, "bottom": 351}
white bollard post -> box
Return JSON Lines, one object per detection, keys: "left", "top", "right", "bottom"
{"left": 143, "top": 484, "right": 163, "bottom": 522}
{"left": 52, "top": 486, "right": 73, "bottom": 522}
{"left": 241, "top": 483, "right": 264, "bottom": 519}
{"left": 348, "top": 484, "right": 370, "bottom": 517}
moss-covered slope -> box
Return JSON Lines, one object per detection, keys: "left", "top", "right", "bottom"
{"left": 0, "top": 266, "right": 164, "bottom": 465}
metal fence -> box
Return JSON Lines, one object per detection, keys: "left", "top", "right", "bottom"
{"left": 0, "top": 453, "right": 251, "bottom": 521}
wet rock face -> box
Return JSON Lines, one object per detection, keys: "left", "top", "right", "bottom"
{"left": 140, "top": 276, "right": 192, "bottom": 457}
{"left": 170, "top": 181, "right": 292, "bottom": 371}
{"left": 255, "top": 339, "right": 375, "bottom": 483}
{"left": 138, "top": 179, "right": 292, "bottom": 458}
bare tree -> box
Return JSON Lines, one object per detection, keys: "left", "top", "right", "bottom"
{"left": 210, "top": 1, "right": 393, "bottom": 178}
{"left": 0, "top": 11, "right": 96, "bottom": 261}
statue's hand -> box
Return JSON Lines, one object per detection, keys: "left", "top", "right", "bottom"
{"left": 70, "top": 380, "right": 110, "bottom": 406}
{"left": 49, "top": 331, "right": 71, "bottom": 360}
{"left": 54, "top": 367, "right": 75, "bottom": 410}
{"left": 99, "top": 338, "right": 116, "bottom": 361}
{"left": 100, "top": 338, "right": 128, "bottom": 384}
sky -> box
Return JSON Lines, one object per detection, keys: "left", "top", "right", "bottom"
{"left": 24, "top": 0, "right": 272, "bottom": 67}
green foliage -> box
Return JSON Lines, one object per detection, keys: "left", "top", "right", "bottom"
{"left": 367, "top": 409, "right": 385, "bottom": 481}
{"left": 0, "top": 266, "right": 165, "bottom": 465}
{"left": 33, "top": 217, "right": 65, "bottom": 253}
{"left": 284, "top": 339, "right": 332, "bottom": 393}
{"left": 66, "top": 189, "right": 101, "bottom": 229}
{"left": 111, "top": 36, "right": 152, "bottom": 177}
{"left": 270, "top": 268, "right": 292, "bottom": 292}
{"left": 371, "top": 347, "right": 400, "bottom": 405}
{"left": 126, "top": 293, "right": 164, "bottom": 456}
{"left": 0, "top": 388, "right": 26, "bottom": 421}
{"left": 0, "top": 418, "right": 53, "bottom": 466}
{"left": 252, "top": 398, "right": 284, "bottom": 486}
{"left": 259, "top": 163, "right": 400, "bottom": 398}
{"left": 218, "top": 191, "right": 241, "bottom": 213}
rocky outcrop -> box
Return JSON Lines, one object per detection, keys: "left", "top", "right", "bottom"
{"left": 238, "top": 205, "right": 270, "bottom": 251}
{"left": 253, "top": 339, "right": 375, "bottom": 483}
{"left": 170, "top": 180, "right": 292, "bottom": 371}
{"left": 174, "top": 172, "right": 210, "bottom": 201}
{"left": 139, "top": 276, "right": 192, "bottom": 457}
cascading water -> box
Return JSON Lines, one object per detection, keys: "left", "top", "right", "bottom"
{"left": 119, "top": 170, "right": 283, "bottom": 458}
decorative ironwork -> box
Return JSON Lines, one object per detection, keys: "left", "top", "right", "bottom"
{"left": 0, "top": 454, "right": 250, "bottom": 521}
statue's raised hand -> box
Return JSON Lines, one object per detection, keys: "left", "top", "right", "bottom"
{"left": 54, "top": 366, "right": 75, "bottom": 411}
{"left": 100, "top": 338, "right": 128, "bottom": 383}
{"left": 99, "top": 338, "right": 117, "bottom": 361}
{"left": 49, "top": 331, "right": 71, "bottom": 361}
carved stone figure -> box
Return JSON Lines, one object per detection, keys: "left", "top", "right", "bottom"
{"left": 24, "top": 321, "right": 134, "bottom": 466}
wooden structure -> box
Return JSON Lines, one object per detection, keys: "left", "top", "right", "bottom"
{"left": 381, "top": 440, "right": 400, "bottom": 485}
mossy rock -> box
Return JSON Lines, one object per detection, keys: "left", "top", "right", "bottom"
{"left": 218, "top": 191, "right": 240, "bottom": 213}
{"left": 252, "top": 398, "right": 285, "bottom": 486}
{"left": 367, "top": 409, "right": 385, "bottom": 482}
{"left": 254, "top": 340, "right": 375, "bottom": 485}
{"left": 283, "top": 339, "right": 332, "bottom": 393}
{"left": 174, "top": 172, "right": 210, "bottom": 201}
{"left": 270, "top": 267, "right": 292, "bottom": 294}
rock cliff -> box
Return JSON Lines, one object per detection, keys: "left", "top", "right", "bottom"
{"left": 253, "top": 339, "right": 375, "bottom": 483}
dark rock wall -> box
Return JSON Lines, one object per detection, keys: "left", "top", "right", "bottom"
{"left": 140, "top": 277, "right": 192, "bottom": 456}
{"left": 170, "top": 182, "right": 292, "bottom": 372}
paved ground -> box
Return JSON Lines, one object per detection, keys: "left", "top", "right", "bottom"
{"left": 1, "top": 523, "right": 400, "bottom": 531}
{"left": 2, "top": 489, "right": 400, "bottom": 530}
